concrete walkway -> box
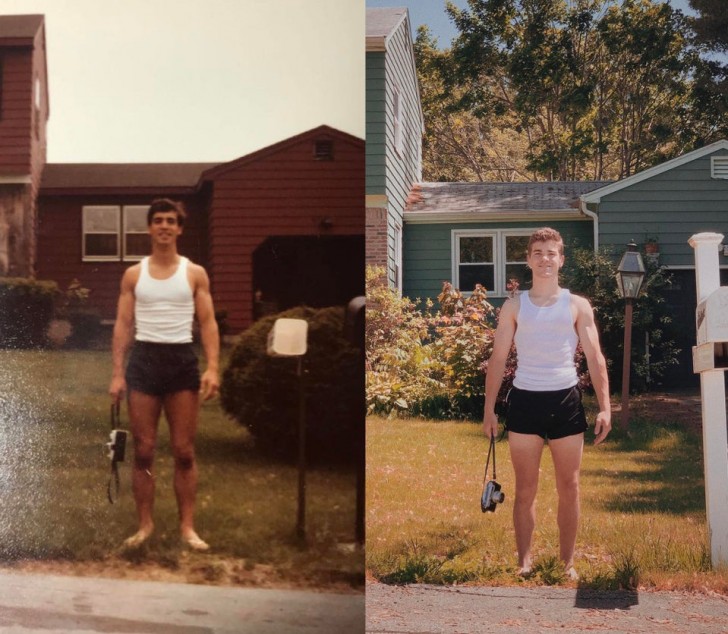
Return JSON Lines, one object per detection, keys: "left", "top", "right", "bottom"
{"left": 0, "top": 570, "right": 364, "bottom": 633}
{"left": 366, "top": 582, "right": 728, "bottom": 633}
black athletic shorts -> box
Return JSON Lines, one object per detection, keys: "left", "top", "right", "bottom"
{"left": 125, "top": 341, "right": 200, "bottom": 396}
{"left": 505, "top": 385, "right": 588, "bottom": 440}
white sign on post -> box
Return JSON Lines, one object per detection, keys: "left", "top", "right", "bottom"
{"left": 689, "top": 232, "right": 728, "bottom": 569}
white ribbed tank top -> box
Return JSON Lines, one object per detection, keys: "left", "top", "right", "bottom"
{"left": 513, "top": 288, "right": 579, "bottom": 391}
{"left": 134, "top": 256, "right": 194, "bottom": 344}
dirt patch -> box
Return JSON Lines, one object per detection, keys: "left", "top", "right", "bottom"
{"left": 1, "top": 553, "right": 364, "bottom": 594}
{"left": 611, "top": 389, "right": 706, "bottom": 432}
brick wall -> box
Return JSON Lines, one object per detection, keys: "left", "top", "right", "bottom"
{"left": 366, "top": 206, "right": 388, "bottom": 268}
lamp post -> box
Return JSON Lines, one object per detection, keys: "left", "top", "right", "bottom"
{"left": 616, "top": 241, "right": 646, "bottom": 431}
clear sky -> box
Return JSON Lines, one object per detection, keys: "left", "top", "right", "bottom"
{"left": 0, "top": 0, "right": 364, "bottom": 163}
{"left": 366, "top": 0, "right": 696, "bottom": 50}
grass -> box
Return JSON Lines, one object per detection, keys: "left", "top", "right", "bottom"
{"left": 0, "top": 348, "right": 362, "bottom": 589}
{"left": 366, "top": 399, "right": 728, "bottom": 592}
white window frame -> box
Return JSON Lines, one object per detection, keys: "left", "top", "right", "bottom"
{"left": 711, "top": 156, "right": 728, "bottom": 179}
{"left": 393, "top": 85, "right": 404, "bottom": 156}
{"left": 452, "top": 229, "right": 533, "bottom": 297}
{"left": 123, "top": 205, "right": 150, "bottom": 261}
{"left": 82, "top": 205, "right": 120, "bottom": 261}
{"left": 393, "top": 222, "right": 403, "bottom": 293}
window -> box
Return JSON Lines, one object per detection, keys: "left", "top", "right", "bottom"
{"left": 393, "top": 86, "right": 404, "bottom": 155}
{"left": 453, "top": 230, "right": 533, "bottom": 296}
{"left": 83, "top": 206, "right": 120, "bottom": 260}
{"left": 393, "top": 223, "right": 403, "bottom": 292}
{"left": 83, "top": 205, "right": 150, "bottom": 261}
{"left": 123, "top": 206, "right": 150, "bottom": 260}
{"left": 711, "top": 156, "right": 728, "bottom": 179}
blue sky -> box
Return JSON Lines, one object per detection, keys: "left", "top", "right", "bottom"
{"left": 366, "top": 0, "right": 696, "bottom": 49}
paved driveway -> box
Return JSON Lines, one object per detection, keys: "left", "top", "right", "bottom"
{"left": 0, "top": 570, "right": 364, "bottom": 634}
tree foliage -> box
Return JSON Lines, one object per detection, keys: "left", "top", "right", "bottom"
{"left": 415, "top": 0, "right": 728, "bottom": 182}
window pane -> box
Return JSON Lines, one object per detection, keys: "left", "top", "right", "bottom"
{"left": 506, "top": 263, "right": 530, "bottom": 290}
{"left": 125, "top": 233, "right": 149, "bottom": 256}
{"left": 460, "top": 236, "right": 493, "bottom": 264}
{"left": 459, "top": 264, "right": 494, "bottom": 292}
{"left": 84, "top": 207, "right": 119, "bottom": 232}
{"left": 506, "top": 235, "right": 529, "bottom": 262}
{"left": 85, "top": 234, "right": 118, "bottom": 257}
{"left": 124, "top": 206, "right": 149, "bottom": 232}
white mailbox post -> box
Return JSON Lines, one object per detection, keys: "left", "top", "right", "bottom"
{"left": 267, "top": 318, "right": 309, "bottom": 540}
{"left": 689, "top": 232, "right": 728, "bottom": 568}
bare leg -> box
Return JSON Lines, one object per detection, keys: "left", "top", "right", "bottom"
{"left": 508, "top": 432, "right": 545, "bottom": 573}
{"left": 549, "top": 432, "right": 584, "bottom": 575}
{"left": 125, "top": 390, "right": 162, "bottom": 547}
{"left": 164, "top": 390, "right": 208, "bottom": 550}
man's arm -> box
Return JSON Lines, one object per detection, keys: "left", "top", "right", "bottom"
{"left": 109, "top": 267, "right": 137, "bottom": 404}
{"left": 574, "top": 295, "right": 611, "bottom": 445}
{"left": 483, "top": 298, "right": 518, "bottom": 438}
{"left": 192, "top": 264, "right": 220, "bottom": 400}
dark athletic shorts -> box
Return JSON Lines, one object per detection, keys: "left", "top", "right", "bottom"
{"left": 125, "top": 341, "right": 200, "bottom": 396}
{"left": 505, "top": 385, "right": 588, "bottom": 440}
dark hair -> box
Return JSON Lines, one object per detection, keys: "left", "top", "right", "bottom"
{"left": 147, "top": 198, "right": 186, "bottom": 226}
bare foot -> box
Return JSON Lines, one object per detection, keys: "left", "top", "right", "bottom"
{"left": 181, "top": 530, "right": 209, "bottom": 552}
{"left": 565, "top": 566, "right": 579, "bottom": 581}
{"left": 122, "top": 527, "right": 153, "bottom": 549}
{"left": 517, "top": 566, "right": 533, "bottom": 578}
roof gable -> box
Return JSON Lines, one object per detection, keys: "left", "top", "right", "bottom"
{"left": 0, "top": 14, "right": 43, "bottom": 44}
{"left": 200, "top": 125, "right": 363, "bottom": 181}
{"left": 582, "top": 139, "right": 728, "bottom": 203}
{"left": 366, "top": 7, "right": 407, "bottom": 50}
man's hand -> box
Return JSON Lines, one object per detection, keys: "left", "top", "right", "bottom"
{"left": 199, "top": 369, "right": 220, "bottom": 401}
{"left": 109, "top": 376, "right": 126, "bottom": 404}
{"left": 483, "top": 410, "right": 499, "bottom": 440}
{"left": 593, "top": 410, "right": 612, "bottom": 445}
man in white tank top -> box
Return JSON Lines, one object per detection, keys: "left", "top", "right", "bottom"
{"left": 109, "top": 198, "right": 220, "bottom": 551}
{"left": 483, "top": 227, "right": 611, "bottom": 580}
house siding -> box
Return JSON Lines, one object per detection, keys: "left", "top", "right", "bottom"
{"left": 403, "top": 219, "right": 593, "bottom": 305}
{"left": 36, "top": 194, "right": 208, "bottom": 319}
{"left": 365, "top": 10, "right": 423, "bottom": 287}
{"left": 597, "top": 150, "right": 728, "bottom": 267}
{"left": 207, "top": 131, "right": 364, "bottom": 332}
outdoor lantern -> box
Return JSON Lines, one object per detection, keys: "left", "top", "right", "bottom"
{"left": 616, "top": 241, "right": 646, "bottom": 299}
{"left": 617, "top": 240, "right": 646, "bottom": 431}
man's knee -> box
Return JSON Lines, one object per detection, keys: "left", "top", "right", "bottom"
{"left": 173, "top": 448, "right": 196, "bottom": 471}
{"left": 134, "top": 453, "right": 154, "bottom": 472}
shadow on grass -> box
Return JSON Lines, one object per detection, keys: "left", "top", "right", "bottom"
{"left": 581, "top": 419, "right": 705, "bottom": 515}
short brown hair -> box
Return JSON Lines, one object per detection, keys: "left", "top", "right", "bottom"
{"left": 527, "top": 227, "right": 564, "bottom": 255}
{"left": 147, "top": 198, "right": 186, "bottom": 226}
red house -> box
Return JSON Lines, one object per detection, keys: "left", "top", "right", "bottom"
{"left": 1, "top": 15, "right": 364, "bottom": 334}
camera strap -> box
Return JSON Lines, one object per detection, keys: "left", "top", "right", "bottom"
{"left": 482, "top": 432, "right": 497, "bottom": 487}
{"left": 108, "top": 402, "right": 122, "bottom": 504}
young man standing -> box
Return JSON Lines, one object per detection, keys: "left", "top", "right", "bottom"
{"left": 109, "top": 198, "right": 220, "bottom": 551}
{"left": 483, "top": 227, "right": 611, "bottom": 579}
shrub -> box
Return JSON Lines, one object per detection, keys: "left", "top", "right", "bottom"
{"left": 0, "top": 278, "right": 58, "bottom": 348}
{"left": 365, "top": 266, "right": 447, "bottom": 416}
{"left": 561, "top": 246, "right": 680, "bottom": 392}
{"left": 220, "top": 305, "right": 361, "bottom": 463}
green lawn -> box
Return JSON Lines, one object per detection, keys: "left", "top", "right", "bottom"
{"left": 367, "top": 403, "right": 728, "bottom": 591}
{"left": 0, "top": 349, "right": 362, "bottom": 589}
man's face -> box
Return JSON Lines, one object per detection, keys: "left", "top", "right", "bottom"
{"left": 527, "top": 240, "right": 564, "bottom": 279}
{"left": 148, "top": 211, "right": 183, "bottom": 244}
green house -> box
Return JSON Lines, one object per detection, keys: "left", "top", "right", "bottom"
{"left": 402, "top": 141, "right": 728, "bottom": 385}
{"left": 366, "top": 7, "right": 424, "bottom": 291}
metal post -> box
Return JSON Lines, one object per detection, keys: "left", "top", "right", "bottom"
{"left": 296, "top": 356, "right": 306, "bottom": 541}
{"left": 689, "top": 232, "right": 728, "bottom": 568}
{"left": 620, "top": 298, "right": 634, "bottom": 430}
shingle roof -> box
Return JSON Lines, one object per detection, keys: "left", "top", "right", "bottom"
{"left": 40, "top": 163, "right": 221, "bottom": 191}
{"left": 0, "top": 15, "right": 43, "bottom": 42}
{"left": 366, "top": 7, "right": 407, "bottom": 40}
{"left": 405, "top": 181, "right": 611, "bottom": 217}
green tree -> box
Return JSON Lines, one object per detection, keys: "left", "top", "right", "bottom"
{"left": 689, "top": 0, "right": 728, "bottom": 52}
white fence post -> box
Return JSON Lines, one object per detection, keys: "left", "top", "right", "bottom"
{"left": 689, "top": 232, "right": 728, "bottom": 568}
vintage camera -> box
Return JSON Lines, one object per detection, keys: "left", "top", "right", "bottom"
{"left": 481, "top": 480, "right": 505, "bottom": 513}
{"left": 106, "top": 429, "right": 128, "bottom": 462}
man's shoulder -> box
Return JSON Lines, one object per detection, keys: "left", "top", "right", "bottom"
{"left": 568, "top": 290, "right": 594, "bottom": 314}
